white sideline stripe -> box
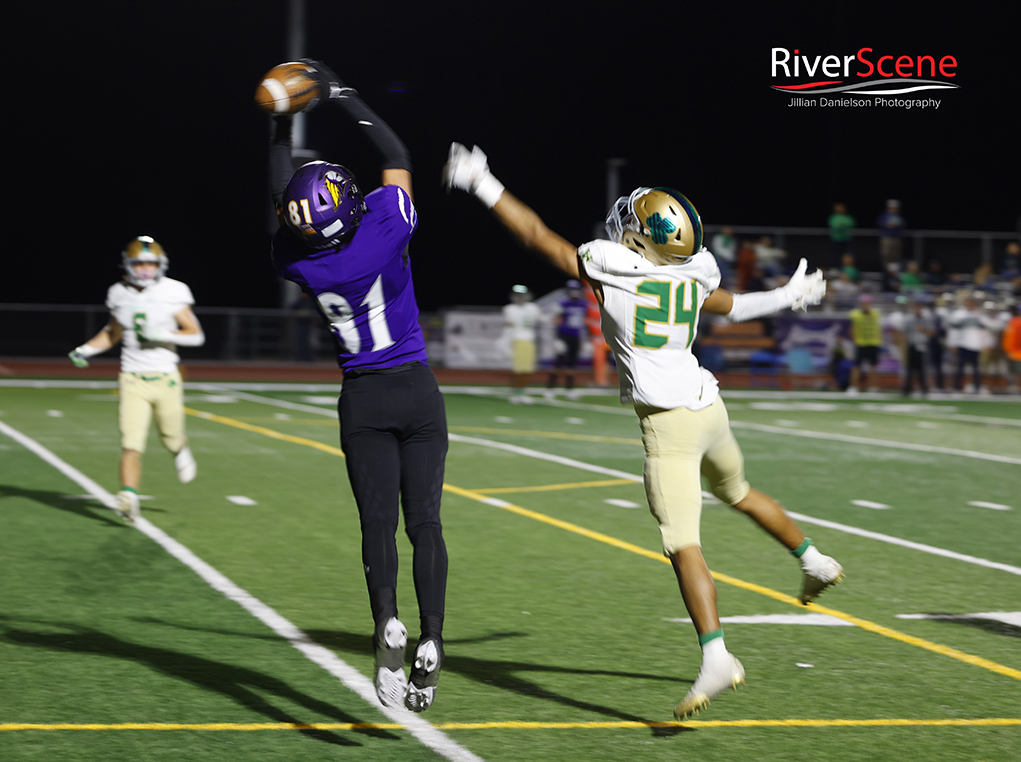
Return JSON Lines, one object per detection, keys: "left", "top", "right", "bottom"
{"left": 786, "top": 511, "right": 1021, "bottom": 577}
{"left": 729, "top": 420, "right": 1021, "bottom": 465}
{"left": 0, "top": 419, "right": 483, "bottom": 762}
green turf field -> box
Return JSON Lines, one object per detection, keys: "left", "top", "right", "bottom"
{"left": 1, "top": 381, "right": 1019, "bottom": 761}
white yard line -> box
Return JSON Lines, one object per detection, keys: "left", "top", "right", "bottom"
{"left": 0, "top": 419, "right": 483, "bottom": 762}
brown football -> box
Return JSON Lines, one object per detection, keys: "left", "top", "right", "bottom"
{"left": 254, "top": 62, "right": 322, "bottom": 115}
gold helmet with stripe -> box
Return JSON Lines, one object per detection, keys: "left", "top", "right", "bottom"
{"left": 605, "top": 187, "right": 703, "bottom": 266}
{"left": 122, "top": 236, "right": 168, "bottom": 288}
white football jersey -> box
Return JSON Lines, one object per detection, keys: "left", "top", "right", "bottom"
{"left": 503, "top": 301, "right": 542, "bottom": 341}
{"left": 105, "top": 277, "right": 195, "bottom": 373}
{"left": 579, "top": 240, "right": 722, "bottom": 410}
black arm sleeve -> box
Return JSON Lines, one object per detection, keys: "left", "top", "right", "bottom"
{"left": 330, "top": 89, "right": 412, "bottom": 173}
{"left": 268, "top": 116, "right": 294, "bottom": 209}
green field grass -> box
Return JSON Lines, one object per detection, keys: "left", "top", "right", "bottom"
{"left": 1, "top": 381, "right": 1019, "bottom": 761}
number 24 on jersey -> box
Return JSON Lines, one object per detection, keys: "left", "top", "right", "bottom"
{"left": 633, "top": 279, "right": 699, "bottom": 349}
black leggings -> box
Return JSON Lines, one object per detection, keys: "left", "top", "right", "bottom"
{"left": 339, "top": 363, "right": 448, "bottom": 631}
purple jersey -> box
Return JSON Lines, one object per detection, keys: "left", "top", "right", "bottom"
{"left": 557, "top": 297, "right": 588, "bottom": 339}
{"left": 272, "top": 184, "right": 429, "bottom": 371}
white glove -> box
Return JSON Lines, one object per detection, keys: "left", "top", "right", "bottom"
{"left": 443, "top": 142, "right": 505, "bottom": 208}
{"left": 783, "top": 258, "right": 827, "bottom": 313}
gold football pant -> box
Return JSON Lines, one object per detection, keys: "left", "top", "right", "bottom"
{"left": 118, "top": 371, "right": 186, "bottom": 454}
{"left": 637, "top": 397, "right": 750, "bottom": 554}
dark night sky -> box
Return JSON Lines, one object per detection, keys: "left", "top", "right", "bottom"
{"left": 6, "top": 1, "right": 1019, "bottom": 312}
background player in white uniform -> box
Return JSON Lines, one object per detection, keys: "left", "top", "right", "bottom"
{"left": 445, "top": 144, "right": 843, "bottom": 719}
{"left": 502, "top": 284, "right": 542, "bottom": 403}
{"left": 68, "top": 237, "right": 204, "bottom": 523}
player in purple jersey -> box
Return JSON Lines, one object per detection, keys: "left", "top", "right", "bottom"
{"left": 267, "top": 60, "right": 447, "bottom": 713}
{"left": 547, "top": 279, "right": 589, "bottom": 397}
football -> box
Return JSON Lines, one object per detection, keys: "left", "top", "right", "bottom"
{"left": 254, "top": 62, "right": 322, "bottom": 115}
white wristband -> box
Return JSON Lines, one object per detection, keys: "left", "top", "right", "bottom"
{"left": 74, "top": 343, "right": 104, "bottom": 358}
{"left": 169, "top": 331, "right": 205, "bottom": 347}
{"left": 475, "top": 173, "right": 505, "bottom": 208}
{"left": 725, "top": 287, "right": 793, "bottom": 323}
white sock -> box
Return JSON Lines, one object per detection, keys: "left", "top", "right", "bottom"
{"left": 800, "top": 544, "right": 823, "bottom": 569}
{"left": 701, "top": 636, "right": 729, "bottom": 663}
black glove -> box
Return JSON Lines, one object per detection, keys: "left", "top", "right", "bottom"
{"left": 299, "top": 58, "right": 354, "bottom": 100}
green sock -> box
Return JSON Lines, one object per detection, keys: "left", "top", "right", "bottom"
{"left": 698, "top": 627, "right": 725, "bottom": 647}
{"left": 791, "top": 538, "right": 814, "bottom": 558}
{"left": 121, "top": 486, "right": 138, "bottom": 494}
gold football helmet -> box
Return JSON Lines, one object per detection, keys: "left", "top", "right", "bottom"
{"left": 606, "top": 187, "right": 703, "bottom": 266}
{"left": 122, "top": 236, "right": 168, "bottom": 288}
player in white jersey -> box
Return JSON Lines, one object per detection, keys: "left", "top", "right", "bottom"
{"left": 502, "top": 284, "right": 542, "bottom": 403}
{"left": 445, "top": 144, "right": 844, "bottom": 719}
{"left": 68, "top": 237, "right": 205, "bottom": 524}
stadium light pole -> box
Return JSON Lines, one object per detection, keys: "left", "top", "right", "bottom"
{"left": 593, "top": 158, "right": 628, "bottom": 240}
{"left": 279, "top": 0, "right": 319, "bottom": 310}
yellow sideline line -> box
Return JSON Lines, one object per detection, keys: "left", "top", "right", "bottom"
{"left": 3, "top": 718, "right": 1018, "bottom": 732}
{"left": 184, "top": 408, "right": 345, "bottom": 457}
{"left": 185, "top": 409, "right": 1021, "bottom": 683}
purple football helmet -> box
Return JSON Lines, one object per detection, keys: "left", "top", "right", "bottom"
{"left": 282, "top": 161, "right": 367, "bottom": 249}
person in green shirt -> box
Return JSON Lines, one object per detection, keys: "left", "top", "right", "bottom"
{"left": 828, "top": 202, "right": 856, "bottom": 264}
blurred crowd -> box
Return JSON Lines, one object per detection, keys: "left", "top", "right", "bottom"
{"left": 709, "top": 200, "right": 1021, "bottom": 395}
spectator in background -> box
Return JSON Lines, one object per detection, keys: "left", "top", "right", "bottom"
{"left": 924, "top": 259, "right": 948, "bottom": 290}
{"left": 900, "top": 260, "right": 925, "bottom": 292}
{"left": 735, "top": 239, "right": 758, "bottom": 292}
{"left": 841, "top": 253, "right": 860, "bottom": 284}
{"left": 930, "top": 293, "right": 951, "bottom": 391}
{"left": 546, "top": 279, "right": 588, "bottom": 399}
{"left": 981, "top": 299, "right": 1011, "bottom": 389}
{"left": 828, "top": 202, "right": 856, "bottom": 266}
{"left": 754, "top": 235, "right": 787, "bottom": 279}
{"left": 973, "top": 261, "right": 995, "bottom": 292}
{"left": 881, "top": 262, "right": 901, "bottom": 293}
{"left": 897, "top": 296, "right": 935, "bottom": 396}
{"left": 1002, "top": 241, "right": 1020, "bottom": 281}
{"left": 503, "top": 284, "right": 542, "bottom": 404}
{"left": 949, "top": 294, "right": 991, "bottom": 393}
{"left": 827, "top": 267, "right": 860, "bottom": 309}
{"left": 847, "top": 293, "right": 882, "bottom": 395}
{"left": 711, "top": 225, "right": 737, "bottom": 287}
{"left": 877, "top": 199, "right": 906, "bottom": 269}
{"left": 1003, "top": 302, "right": 1021, "bottom": 394}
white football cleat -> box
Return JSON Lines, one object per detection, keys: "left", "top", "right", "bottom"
{"left": 175, "top": 446, "right": 197, "bottom": 483}
{"left": 674, "top": 652, "right": 745, "bottom": 719}
{"left": 374, "top": 618, "right": 408, "bottom": 709}
{"left": 115, "top": 490, "right": 140, "bottom": 525}
{"left": 405, "top": 638, "right": 444, "bottom": 713}
{"left": 800, "top": 553, "right": 845, "bottom": 605}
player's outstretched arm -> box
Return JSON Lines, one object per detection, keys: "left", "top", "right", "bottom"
{"left": 268, "top": 115, "right": 294, "bottom": 215}
{"left": 703, "top": 258, "right": 826, "bottom": 320}
{"left": 444, "top": 142, "right": 579, "bottom": 278}
{"left": 302, "top": 59, "right": 412, "bottom": 197}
